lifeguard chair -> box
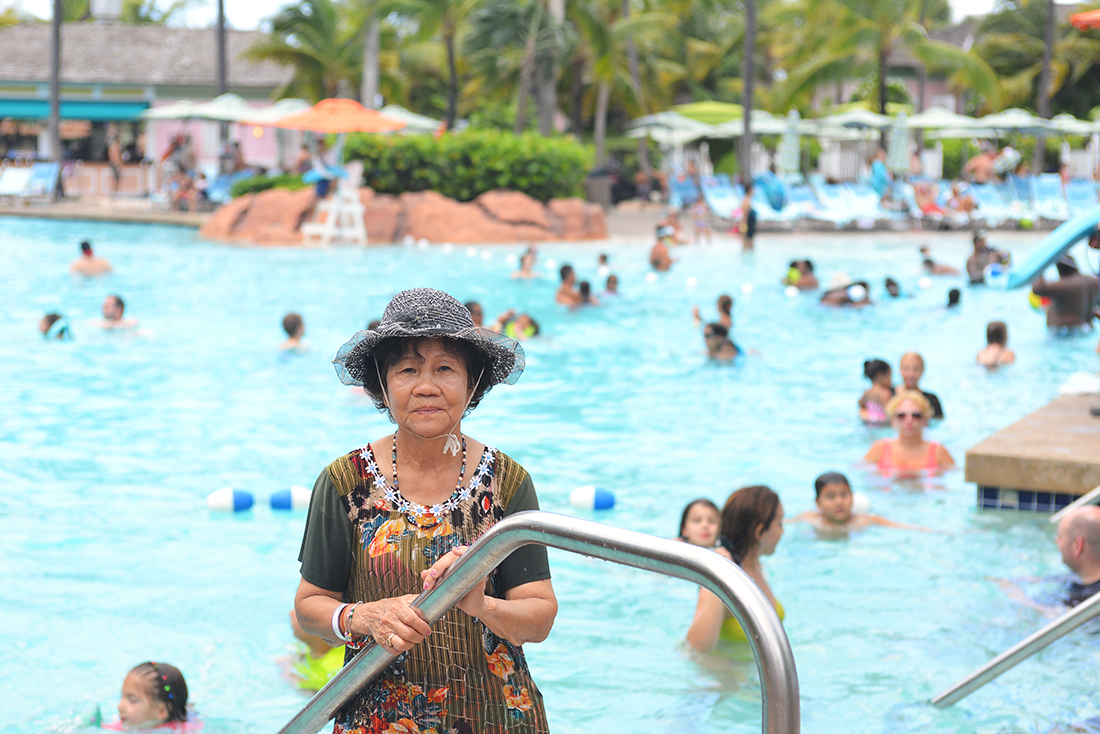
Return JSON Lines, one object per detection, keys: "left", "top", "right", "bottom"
{"left": 301, "top": 159, "right": 367, "bottom": 247}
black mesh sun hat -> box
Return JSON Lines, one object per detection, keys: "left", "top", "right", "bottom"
{"left": 333, "top": 288, "right": 525, "bottom": 388}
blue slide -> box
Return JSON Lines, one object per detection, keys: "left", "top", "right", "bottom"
{"left": 1006, "top": 204, "right": 1100, "bottom": 289}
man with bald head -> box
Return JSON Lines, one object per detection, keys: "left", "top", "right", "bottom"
{"left": 1055, "top": 506, "right": 1100, "bottom": 606}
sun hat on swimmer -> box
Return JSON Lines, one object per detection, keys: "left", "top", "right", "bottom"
{"left": 332, "top": 287, "right": 525, "bottom": 389}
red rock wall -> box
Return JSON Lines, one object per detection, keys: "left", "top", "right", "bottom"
{"left": 198, "top": 187, "right": 606, "bottom": 245}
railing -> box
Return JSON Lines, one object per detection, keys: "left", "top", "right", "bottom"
{"left": 931, "top": 588, "right": 1100, "bottom": 707}
{"left": 277, "top": 511, "right": 800, "bottom": 734}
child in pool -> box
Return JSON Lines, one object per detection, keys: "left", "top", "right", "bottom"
{"left": 858, "top": 359, "right": 894, "bottom": 425}
{"left": 106, "top": 662, "right": 195, "bottom": 730}
{"left": 790, "top": 472, "right": 926, "bottom": 535}
{"left": 677, "top": 498, "right": 724, "bottom": 549}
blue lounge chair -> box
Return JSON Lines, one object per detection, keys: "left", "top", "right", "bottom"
{"left": 787, "top": 183, "right": 851, "bottom": 229}
{"left": 1066, "top": 179, "right": 1099, "bottom": 217}
{"left": 667, "top": 176, "right": 699, "bottom": 209}
{"left": 1033, "top": 174, "right": 1069, "bottom": 225}
{"left": 698, "top": 175, "right": 739, "bottom": 219}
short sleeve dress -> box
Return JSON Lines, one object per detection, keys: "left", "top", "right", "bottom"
{"left": 299, "top": 442, "right": 552, "bottom": 734}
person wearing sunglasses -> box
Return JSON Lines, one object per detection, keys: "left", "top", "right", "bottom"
{"left": 862, "top": 391, "right": 955, "bottom": 474}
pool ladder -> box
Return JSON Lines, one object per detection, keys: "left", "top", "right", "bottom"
{"left": 276, "top": 511, "right": 801, "bottom": 734}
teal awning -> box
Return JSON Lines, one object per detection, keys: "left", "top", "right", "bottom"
{"left": 0, "top": 99, "right": 149, "bottom": 121}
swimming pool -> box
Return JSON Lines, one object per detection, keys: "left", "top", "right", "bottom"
{"left": 3, "top": 216, "right": 1100, "bottom": 733}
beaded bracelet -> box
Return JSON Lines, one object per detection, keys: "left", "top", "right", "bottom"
{"left": 344, "top": 602, "right": 362, "bottom": 641}
{"left": 331, "top": 603, "right": 350, "bottom": 643}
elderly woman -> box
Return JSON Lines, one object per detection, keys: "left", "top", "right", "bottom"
{"left": 686, "top": 485, "right": 785, "bottom": 653}
{"left": 295, "top": 288, "right": 556, "bottom": 733}
{"left": 863, "top": 390, "right": 955, "bottom": 474}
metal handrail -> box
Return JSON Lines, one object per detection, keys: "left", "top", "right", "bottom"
{"left": 931, "top": 588, "right": 1100, "bottom": 707}
{"left": 278, "top": 510, "right": 800, "bottom": 734}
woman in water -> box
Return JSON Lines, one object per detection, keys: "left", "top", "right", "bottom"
{"left": 686, "top": 485, "right": 784, "bottom": 652}
{"left": 898, "top": 352, "right": 943, "bottom": 419}
{"left": 677, "top": 498, "right": 723, "bottom": 549}
{"left": 109, "top": 662, "right": 191, "bottom": 730}
{"left": 858, "top": 359, "right": 894, "bottom": 425}
{"left": 863, "top": 391, "right": 955, "bottom": 474}
{"left": 976, "top": 321, "right": 1016, "bottom": 367}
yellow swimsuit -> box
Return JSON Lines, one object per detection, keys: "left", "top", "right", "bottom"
{"left": 720, "top": 599, "right": 785, "bottom": 642}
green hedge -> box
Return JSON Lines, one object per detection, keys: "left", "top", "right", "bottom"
{"left": 230, "top": 173, "right": 308, "bottom": 198}
{"left": 344, "top": 130, "right": 591, "bottom": 202}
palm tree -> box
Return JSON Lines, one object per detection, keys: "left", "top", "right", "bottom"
{"left": 775, "top": 0, "right": 1002, "bottom": 116}
{"left": 244, "top": 0, "right": 366, "bottom": 102}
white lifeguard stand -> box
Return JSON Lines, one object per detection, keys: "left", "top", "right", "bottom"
{"left": 301, "top": 159, "right": 367, "bottom": 247}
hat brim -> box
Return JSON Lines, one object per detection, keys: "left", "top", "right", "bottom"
{"left": 333, "top": 326, "right": 524, "bottom": 389}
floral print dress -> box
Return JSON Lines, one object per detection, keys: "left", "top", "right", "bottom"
{"left": 324, "top": 444, "right": 551, "bottom": 734}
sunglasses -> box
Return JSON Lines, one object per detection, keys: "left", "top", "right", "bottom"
{"left": 894, "top": 411, "right": 924, "bottom": 421}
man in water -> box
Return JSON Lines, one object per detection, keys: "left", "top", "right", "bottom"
{"left": 101, "top": 294, "right": 138, "bottom": 330}
{"left": 649, "top": 226, "right": 676, "bottom": 272}
{"left": 555, "top": 265, "right": 582, "bottom": 306}
{"left": 69, "top": 241, "right": 113, "bottom": 276}
{"left": 281, "top": 312, "right": 307, "bottom": 351}
{"left": 999, "top": 506, "right": 1100, "bottom": 616}
{"left": 1031, "top": 255, "right": 1099, "bottom": 330}
{"left": 965, "top": 230, "right": 1008, "bottom": 284}
{"left": 464, "top": 301, "right": 484, "bottom": 327}
{"left": 920, "top": 246, "right": 960, "bottom": 276}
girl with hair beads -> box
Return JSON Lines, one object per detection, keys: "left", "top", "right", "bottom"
{"left": 106, "top": 662, "right": 196, "bottom": 731}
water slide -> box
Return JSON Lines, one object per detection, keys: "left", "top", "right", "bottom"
{"left": 1006, "top": 204, "right": 1100, "bottom": 289}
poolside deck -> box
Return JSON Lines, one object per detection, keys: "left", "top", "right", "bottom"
{"left": 0, "top": 196, "right": 209, "bottom": 228}
{"left": 967, "top": 395, "right": 1100, "bottom": 511}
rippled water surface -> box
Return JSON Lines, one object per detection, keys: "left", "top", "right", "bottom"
{"left": 3, "top": 217, "right": 1100, "bottom": 733}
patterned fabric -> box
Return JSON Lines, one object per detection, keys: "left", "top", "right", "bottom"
{"left": 327, "top": 445, "right": 550, "bottom": 734}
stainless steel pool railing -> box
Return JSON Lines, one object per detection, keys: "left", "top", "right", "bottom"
{"left": 1050, "top": 483, "right": 1100, "bottom": 524}
{"left": 931, "top": 589, "right": 1100, "bottom": 707}
{"left": 277, "top": 511, "right": 800, "bottom": 734}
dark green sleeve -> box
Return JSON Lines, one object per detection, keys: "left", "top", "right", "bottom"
{"left": 496, "top": 473, "right": 552, "bottom": 593}
{"left": 298, "top": 468, "right": 355, "bottom": 594}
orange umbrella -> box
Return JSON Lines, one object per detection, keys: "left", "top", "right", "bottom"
{"left": 264, "top": 98, "right": 407, "bottom": 133}
{"left": 1071, "top": 9, "right": 1100, "bottom": 29}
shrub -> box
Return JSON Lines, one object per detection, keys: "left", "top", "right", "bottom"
{"left": 230, "top": 173, "right": 307, "bottom": 198}
{"left": 344, "top": 130, "right": 591, "bottom": 202}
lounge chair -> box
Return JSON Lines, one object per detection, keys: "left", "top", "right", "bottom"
{"left": 698, "top": 175, "right": 739, "bottom": 219}
{"left": 786, "top": 183, "right": 851, "bottom": 229}
{"left": 1033, "top": 174, "right": 1069, "bottom": 225}
{"left": 0, "top": 166, "right": 33, "bottom": 200}
{"left": 667, "top": 176, "right": 699, "bottom": 209}
{"left": 1066, "top": 179, "right": 1099, "bottom": 217}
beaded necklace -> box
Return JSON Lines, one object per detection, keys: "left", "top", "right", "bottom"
{"left": 374, "top": 431, "right": 487, "bottom": 529}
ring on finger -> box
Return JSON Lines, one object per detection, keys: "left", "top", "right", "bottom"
{"left": 385, "top": 633, "right": 395, "bottom": 647}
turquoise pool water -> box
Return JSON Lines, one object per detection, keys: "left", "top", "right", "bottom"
{"left": 3, "top": 217, "right": 1100, "bottom": 733}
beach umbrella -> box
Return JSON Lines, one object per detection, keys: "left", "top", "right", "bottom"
{"left": 906, "top": 106, "right": 980, "bottom": 131}
{"left": 775, "top": 109, "right": 801, "bottom": 176}
{"left": 242, "top": 98, "right": 312, "bottom": 125}
{"left": 188, "top": 93, "right": 255, "bottom": 123}
{"left": 1071, "top": 8, "right": 1100, "bottom": 29}
{"left": 264, "top": 98, "right": 407, "bottom": 134}
{"left": 886, "top": 112, "right": 911, "bottom": 174}
{"left": 140, "top": 100, "right": 202, "bottom": 120}
{"left": 708, "top": 110, "right": 789, "bottom": 138}
{"left": 673, "top": 101, "right": 745, "bottom": 125}
{"left": 379, "top": 104, "right": 443, "bottom": 134}
{"left": 978, "top": 108, "right": 1054, "bottom": 136}
{"left": 626, "top": 111, "right": 716, "bottom": 145}
{"left": 1050, "top": 113, "right": 1099, "bottom": 136}
{"left": 815, "top": 108, "right": 893, "bottom": 130}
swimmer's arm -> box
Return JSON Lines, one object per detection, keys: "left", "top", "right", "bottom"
{"left": 935, "top": 444, "right": 956, "bottom": 469}
{"left": 786, "top": 511, "right": 817, "bottom": 524}
{"left": 862, "top": 441, "right": 885, "bottom": 464}
{"left": 865, "top": 514, "right": 933, "bottom": 532}
{"left": 686, "top": 588, "right": 728, "bottom": 653}
{"left": 990, "top": 577, "right": 1061, "bottom": 617}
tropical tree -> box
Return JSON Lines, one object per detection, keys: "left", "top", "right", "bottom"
{"left": 976, "top": 0, "right": 1100, "bottom": 118}
{"left": 244, "top": 0, "right": 366, "bottom": 102}
{"left": 775, "top": 0, "right": 1003, "bottom": 115}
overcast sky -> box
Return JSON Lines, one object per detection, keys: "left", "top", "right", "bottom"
{"left": 0, "top": 0, "right": 1068, "bottom": 33}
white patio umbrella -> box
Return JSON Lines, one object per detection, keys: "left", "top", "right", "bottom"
{"left": 140, "top": 100, "right": 203, "bottom": 120}
{"left": 775, "top": 109, "right": 802, "bottom": 176}
{"left": 709, "top": 110, "right": 789, "bottom": 138}
{"left": 886, "top": 112, "right": 910, "bottom": 174}
{"left": 906, "top": 106, "right": 981, "bottom": 131}
{"left": 188, "top": 93, "right": 255, "bottom": 122}
{"left": 979, "top": 108, "right": 1054, "bottom": 135}
{"left": 379, "top": 104, "right": 443, "bottom": 134}
{"left": 626, "top": 111, "right": 717, "bottom": 145}
{"left": 1050, "top": 113, "right": 1099, "bottom": 136}
{"left": 816, "top": 108, "right": 893, "bottom": 131}
{"left": 242, "top": 98, "right": 312, "bottom": 125}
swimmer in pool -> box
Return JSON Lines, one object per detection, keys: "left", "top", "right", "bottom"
{"left": 790, "top": 472, "right": 926, "bottom": 535}
{"left": 920, "top": 246, "right": 961, "bottom": 276}
{"left": 976, "top": 320, "right": 1015, "bottom": 367}
{"left": 511, "top": 250, "right": 538, "bottom": 279}
{"left": 492, "top": 310, "right": 540, "bottom": 340}
{"left": 280, "top": 312, "right": 306, "bottom": 351}
{"left": 858, "top": 359, "right": 894, "bottom": 425}
{"left": 603, "top": 273, "right": 619, "bottom": 296}
{"left": 70, "top": 240, "right": 113, "bottom": 277}
{"left": 555, "top": 264, "right": 582, "bottom": 306}
{"left": 687, "top": 485, "right": 784, "bottom": 652}
{"left": 577, "top": 280, "right": 600, "bottom": 307}
{"left": 100, "top": 294, "right": 138, "bottom": 330}
{"left": 39, "top": 312, "right": 72, "bottom": 340}
{"left": 884, "top": 278, "right": 901, "bottom": 298}
{"left": 677, "top": 498, "right": 725, "bottom": 549}
{"left": 899, "top": 352, "right": 944, "bottom": 420}
{"left": 692, "top": 293, "right": 733, "bottom": 330}
{"left": 109, "top": 661, "right": 190, "bottom": 730}
{"left": 863, "top": 390, "right": 955, "bottom": 474}
{"left": 464, "top": 301, "right": 484, "bottom": 328}
{"left": 649, "top": 226, "right": 677, "bottom": 271}
{"left": 713, "top": 339, "right": 738, "bottom": 362}
{"left": 783, "top": 260, "right": 819, "bottom": 290}
{"left": 946, "top": 288, "right": 961, "bottom": 308}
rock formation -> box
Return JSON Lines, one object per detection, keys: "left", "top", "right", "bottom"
{"left": 199, "top": 187, "right": 606, "bottom": 245}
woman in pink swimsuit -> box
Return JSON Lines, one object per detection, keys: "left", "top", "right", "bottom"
{"left": 863, "top": 391, "right": 955, "bottom": 474}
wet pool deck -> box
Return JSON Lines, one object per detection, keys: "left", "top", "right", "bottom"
{"left": 967, "top": 395, "right": 1100, "bottom": 511}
